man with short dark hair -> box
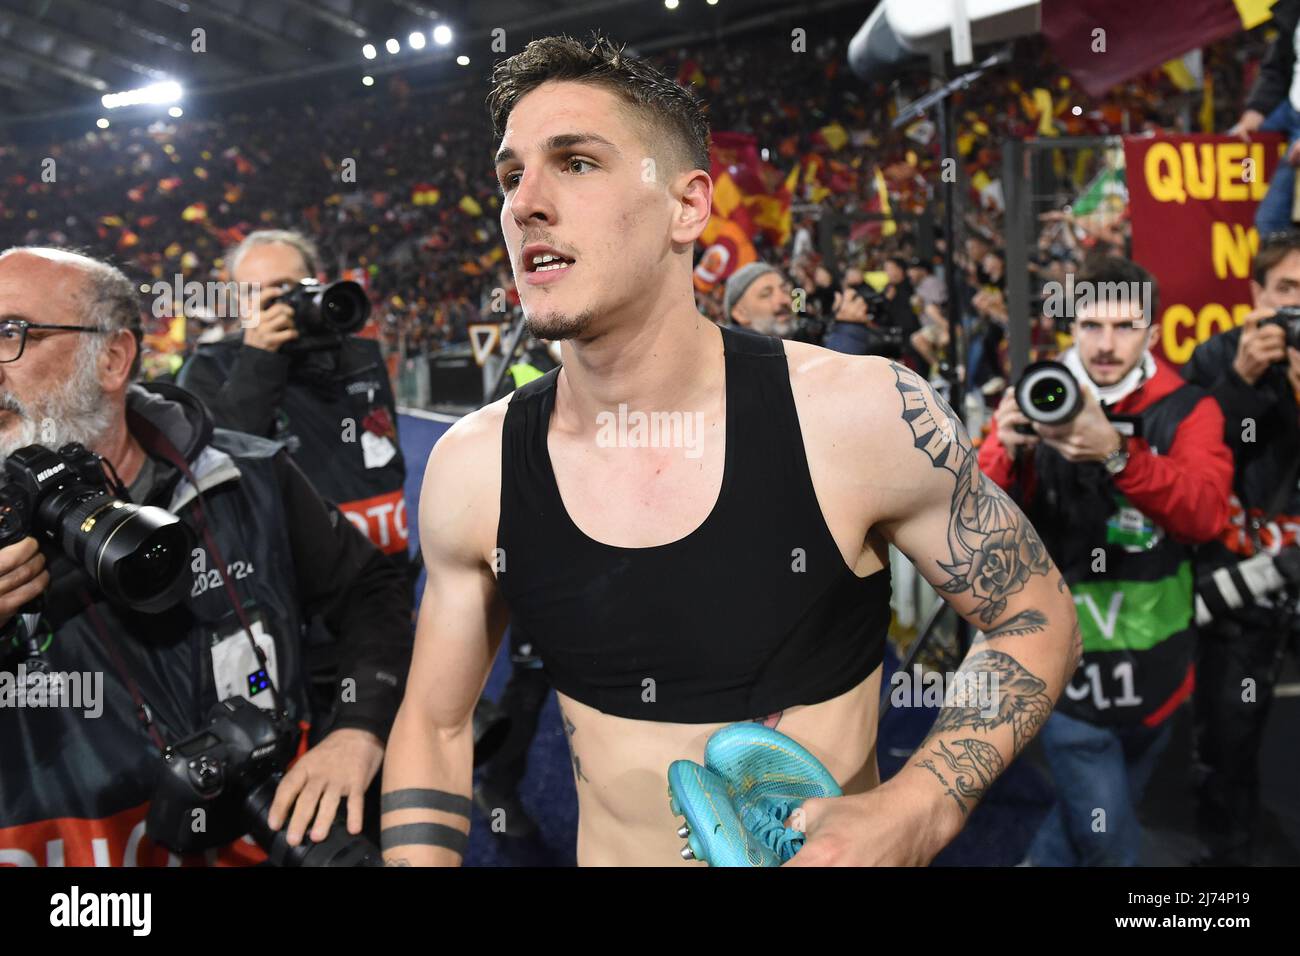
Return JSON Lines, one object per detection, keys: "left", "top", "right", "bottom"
{"left": 980, "top": 255, "right": 1234, "bottom": 865}
{"left": 1182, "top": 231, "right": 1300, "bottom": 865}
{"left": 382, "top": 33, "right": 1080, "bottom": 868}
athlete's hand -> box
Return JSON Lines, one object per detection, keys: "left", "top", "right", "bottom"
{"left": 267, "top": 727, "right": 384, "bottom": 846}
{"left": 0, "top": 537, "right": 50, "bottom": 631}
{"left": 783, "top": 775, "right": 960, "bottom": 867}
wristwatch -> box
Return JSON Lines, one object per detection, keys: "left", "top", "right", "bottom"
{"left": 1102, "top": 430, "right": 1130, "bottom": 475}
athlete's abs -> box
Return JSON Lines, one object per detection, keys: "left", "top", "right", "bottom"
{"left": 560, "top": 670, "right": 883, "bottom": 866}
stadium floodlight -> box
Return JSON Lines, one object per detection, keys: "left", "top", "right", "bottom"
{"left": 456, "top": 55, "right": 470, "bottom": 66}
{"left": 362, "top": 75, "right": 375, "bottom": 86}
{"left": 168, "top": 106, "right": 183, "bottom": 118}
{"left": 385, "top": 38, "right": 400, "bottom": 54}
{"left": 409, "top": 31, "right": 426, "bottom": 50}
{"left": 101, "top": 80, "right": 182, "bottom": 110}
{"left": 665, "top": 0, "right": 680, "bottom": 9}
{"left": 433, "top": 25, "right": 452, "bottom": 45}
{"left": 362, "top": 43, "right": 377, "bottom": 59}
{"left": 96, "top": 118, "right": 109, "bottom": 129}
{"left": 707, "top": 0, "right": 718, "bottom": 5}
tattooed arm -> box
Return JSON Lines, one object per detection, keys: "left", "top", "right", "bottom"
{"left": 787, "top": 358, "right": 1079, "bottom": 867}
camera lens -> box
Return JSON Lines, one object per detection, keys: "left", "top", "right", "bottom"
{"left": 242, "top": 775, "right": 382, "bottom": 866}
{"left": 113, "top": 522, "right": 191, "bottom": 605}
{"left": 317, "top": 281, "right": 370, "bottom": 335}
{"left": 1028, "top": 377, "right": 1068, "bottom": 412}
{"left": 1015, "top": 360, "right": 1082, "bottom": 425}
{"left": 55, "top": 492, "right": 194, "bottom": 612}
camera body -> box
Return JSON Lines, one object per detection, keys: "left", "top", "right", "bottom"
{"left": 148, "top": 696, "right": 381, "bottom": 866}
{"left": 0, "top": 443, "right": 193, "bottom": 613}
{"left": 1264, "top": 306, "right": 1300, "bottom": 352}
{"left": 270, "top": 279, "right": 371, "bottom": 352}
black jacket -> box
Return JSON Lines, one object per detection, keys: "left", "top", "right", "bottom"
{"left": 177, "top": 335, "right": 409, "bottom": 558}
{"left": 1183, "top": 325, "right": 1300, "bottom": 515}
{"left": 0, "top": 383, "right": 412, "bottom": 865}
{"left": 1182, "top": 326, "right": 1300, "bottom": 613}
{"left": 1245, "top": 0, "right": 1300, "bottom": 116}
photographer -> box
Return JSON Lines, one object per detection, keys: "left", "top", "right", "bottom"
{"left": 978, "top": 256, "right": 1234, "bottom": 866}
{"left": 177, "top": 231, "right": 410, "bottom": 568}
{"left": 1181, "top": 231, "right": 1300, "bottom": 865}
{"left": 0, "top": 247, "right": 411, "bottom": 865}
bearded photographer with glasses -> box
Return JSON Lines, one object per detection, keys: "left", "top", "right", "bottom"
{"left": 0, "top": 247, "right": 411, "bottom": 866}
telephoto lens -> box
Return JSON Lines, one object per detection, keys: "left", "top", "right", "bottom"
{"left": 0, "top": 443, "right": 194, "bottom": 613}
{"left": 241, "top": 775, "right": 383, "bottom": 867}
{"left": 1015, "top": 360, "right": 1083, "bottom": 426}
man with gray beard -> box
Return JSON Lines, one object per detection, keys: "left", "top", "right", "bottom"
{"left": 0, "top": 247, "right": 411, "bottom": 866}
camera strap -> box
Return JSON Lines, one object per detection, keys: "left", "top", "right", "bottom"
{"left": 127, "top": 410, "right": 285, "bottom": 716}
{"left": 77, "top": 588, "right": 168, "bottom": 752}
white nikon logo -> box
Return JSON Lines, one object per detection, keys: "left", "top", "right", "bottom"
{"left": 36, "top": 463, "right": 65, "bottom": 482}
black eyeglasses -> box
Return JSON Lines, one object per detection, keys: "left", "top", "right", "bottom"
{"left": 0, "top": 319, "right": 111, "bottom": 363}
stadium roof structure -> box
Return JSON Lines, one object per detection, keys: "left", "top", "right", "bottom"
{"left": 0, "top": 0, "right": 869, "bottom": 122}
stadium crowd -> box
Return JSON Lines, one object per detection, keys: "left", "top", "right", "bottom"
{"left": 0, "top": 23, "right": 1272, "bottom": 390}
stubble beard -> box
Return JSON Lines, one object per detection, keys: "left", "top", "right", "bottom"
{"left": 524, "top": 308, "right": 595, "bottom": 342}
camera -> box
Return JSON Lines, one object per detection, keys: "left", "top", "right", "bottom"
{"left": 1196, "top": 547, "right": 1300, "bottom": 624}
{"left": 1015, "top": 360, "right": 1083, "bottom": 426}
{"left": 853, "top": 283, "right": 889, "bottom": 315}
{"left": 148, "top": 696, "right": 382, "bottom": 866}
{"left": 270, "top": 279, "right": 371, "bottom": 351}
{"left": 1264, "top": 306, "right": 1300, "bottom": 352}
{"left": 0, "top": 443, "right": 193, "bottom": 613}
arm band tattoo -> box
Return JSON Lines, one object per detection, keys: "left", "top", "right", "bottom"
{"left": 381, "top": 822, "right": 469, "bottom": 856}
{"left": 381, "top": 789, "right": 472, "bottom": 818}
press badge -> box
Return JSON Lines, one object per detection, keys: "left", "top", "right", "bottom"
{"left": 361, "top": 430, "right": 397, "bottom": 469}
{"left": 1106, "top": 495, "right": 1163, "bottom": 552}
{"left": 209, "top": 613, "right": 279, "bottom": 710}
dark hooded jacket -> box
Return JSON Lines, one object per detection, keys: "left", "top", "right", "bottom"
{"left": 0, "top": 382, "right": 411, "bottom": 866}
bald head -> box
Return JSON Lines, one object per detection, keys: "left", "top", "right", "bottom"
{"left": 0, "top": 247, "right": 141, "bottom": 377}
